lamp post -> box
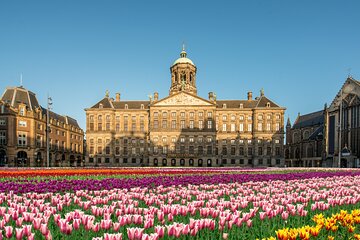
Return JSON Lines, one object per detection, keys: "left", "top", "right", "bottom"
{"left": 338, "top": 88, "right": 342, "bottom": 168}
{"left": 46, "top": 95, "right": 52, "bottom": 168}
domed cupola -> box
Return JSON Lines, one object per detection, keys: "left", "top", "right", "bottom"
{"left": 169, "top": 45, "right": 197, "bottom": 95}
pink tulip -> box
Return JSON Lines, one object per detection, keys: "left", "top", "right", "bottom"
{"left": 28, "top": 233, "right": 35, "bottom": 240}
{"left": 23, "top": 225, "right": 32, "bottom": 237}
{"left": 40, "top": 224, "right": 49, "bottom": 236}
{"left": 246, "top": 219, "right": 252, "bottom": 228}
{"left": 73, "top": 219, "right": 81, "bottom": 230}
{"left": 154, "top": 226, "right": 165, "bottom": 238}
{"left": 4, "top": 226, "right": 13, "bottom": 238}
{"left": 92, "top": 223, "right": 100, "bottom": 232}
{"left": 281, "top": 211, "right": 289, "bottom": 220}
{"left": 15, "top": 228, "right": 23, "bottom": 240}
{"left": 113, "top": 222, "right": 121, "bottom": 231}
{"left": 33, "top": 217, "right": 42, "bottom": 230}
{"left": 15, "top": 217, "right": 24, "bottom": 227}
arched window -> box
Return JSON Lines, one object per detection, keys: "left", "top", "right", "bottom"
{"left": 162, "top": 158, "right": 167, "bottom": 166}
{"left": 189, "top": 159, "right": 194, "bottom": 166}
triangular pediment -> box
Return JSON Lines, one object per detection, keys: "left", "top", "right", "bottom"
{"left": 153, "top": 92, "right": 214, "bottom": 106}
{"left": 329, "top": 77, "right": 360, "bottom": 111}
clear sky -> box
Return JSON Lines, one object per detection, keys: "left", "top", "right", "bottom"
{"left": 1, "top": 1, "right": 359, "bottom": 132}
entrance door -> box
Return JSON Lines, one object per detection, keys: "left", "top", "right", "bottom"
{"left": 341, "top": 158, "right": 347, "bottom": 168}
{"left": 0, "top": 150, "right": 6, "bottom": 166}
{"left": 17, "top": 151, "right": 27, "bottom": 167}
{"left": 207, "top": 159, "right": 212, "bottom": 167}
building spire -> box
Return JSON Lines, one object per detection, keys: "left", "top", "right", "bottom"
{"left": 20, "top": 73, "right": 23, "bottom": 87}
{"left": 180, "top": 43, "right": 187, "bottom": 58}
{"left": 286, "top": 116, "right": 291, "bottom": 127}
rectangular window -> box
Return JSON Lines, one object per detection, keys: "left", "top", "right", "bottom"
{"left": 276, "top": 123, "right": 280, "bottom": 131}
{"left": 276, "top": 147, "right": 280, "bottom": 156}
{"left": 222, "top": 124, "right": 227, "bottom": 131}
{"left": 97, "top": 146, "right": 102, "bottom": 154}
{"left": 140, "top": 123, "right": 144, "bottom": 132}
{"left": 180, "top": 112, "right": 185, "bottom": 118}
{"left": 132, "top": 123, "right": 136, "bottom": 131}
{"left": 231, "top": 123, "right": 235, "bottom": 132}
{"left": 258, "top": 147, "right": 263, "bottom": 155}
{"left": 171, "top": 112, "right": 176, "bottom": 118}
{"left": 189, "top": 146, "right": 194, "bottom": 154}
{"left": 189, "top": 112, "right": 194, "bottom": 118}
{"left": 207, "top": 120, "right": 212, "bottom": 129}
{"left": 17, "top": 132, "right": 27, "bottom": 146}
{"left": 0, "top": 131, "right": 6, "bottom": 145}
{"left": 199, "top": 120, "right": 203, "bottom": 129}
{"left": 248, "top": 123, "right": 252, "bottom": 132}
{"left": 199, "top": 112, "right": 203, "bottom": 117}
{"left": 231, "top": 146, "right": 236, "bottom": 155}
{"left": 162, "top": 120, "right": 167, "bottom": 129}
{"left": 116, "top": 124, "right": 120, "bottom": 132}
{"left": 154, "top": 120, "right": 158, "bottom": 129}
{"left": 239, "top": 123, "right": 244, "bottom": 132}
{"left": 106, "top": 146, "right": 110, "bottom": 154}
{"left": 89, "top": 146, "right": 94, "bottom": 155}
{"left": 98, "top": 123, "right": 102, "bottom": 131}
{"left": 239, "top": 147, "right": 244, "bottom": 155}
{"left": 178, "top": 145, "right": 184, "bottom": 154}
{"left": 189, "top": 120, "right": 194, "bottom": 129}
{"left": 0, "top": 119, "right": 6, "bottom": 126}
{"left": 248, "top": 147, "right": 252, "bottom": 156}
{"left": 171, "top": 120, "right": 176, "bottom": 129}
{"left": 207, "top": 111, "right": 212, "bottom": 118}
{"left": 180, "top": 120, "right": 185, "bottom": 129}
{"left": 267, "top": 147, "right": 271, "bottom": 155}
{"left": 267, "top": 123, "right": 271, "bottom": 131}
{"left": 258, "top": 123, "right": 262, "bottom": 131}
{"left": 207, "top": 146, "right": 212, "bottom": 155}
{"left": 106, "top": 123, "right": 110, "bottom": 131}
{"left": 163, "top": 146, "right": 167, "bottom": 154}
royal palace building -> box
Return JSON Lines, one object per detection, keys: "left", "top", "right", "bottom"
{"left": 0, "top": 86, "right": 84, "bottom": 167}
{"left": 85, "top": 48, "right": 286, "bottom": 167}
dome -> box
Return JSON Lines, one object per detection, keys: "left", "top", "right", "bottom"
{"left": 172, "top": 48, "right": 195, "bottom": 66}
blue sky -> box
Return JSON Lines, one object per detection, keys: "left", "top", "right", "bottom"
{"left": 1, "top": 1, "right": 359, "bottom": 131}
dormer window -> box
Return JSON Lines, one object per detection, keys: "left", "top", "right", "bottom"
{"left": 222, "top": 104, "right": 227, "bottom": 109}
{"left": 266, "top": 102, "right": 270, "bottom": 108}
{"left": 125, "top": 104, "right": 128, "bottom": 109}
{"left": 99, "top": 103, "right": 103, "bottom": 109}
{"left": 141, "top": 104, "right": 144, "bottom": 109}
{"left": 239, "top": 103, "right": 243, "bottom": 109}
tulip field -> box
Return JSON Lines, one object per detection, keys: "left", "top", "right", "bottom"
{"left": 1, "top": 168, "right": 360, "bottom": 239}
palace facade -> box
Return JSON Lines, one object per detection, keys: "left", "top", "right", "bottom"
{"left": 85, "top": 48, "right": 286, "bottom": 167}
{"left": 0, "top": 86, "right": 84, "bottom": 167}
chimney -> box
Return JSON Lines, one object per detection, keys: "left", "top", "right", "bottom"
{"left": 247, "top": 91, "right": 253, "bottom": 101}
{"left": 115, "top": 93, "right": 120, "bottom": 102}
{"left": 154, "top": 92, "right": 159, "bottom": 101}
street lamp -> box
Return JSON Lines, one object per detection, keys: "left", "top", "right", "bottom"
{"left": 46, "top": 95, "right": 53, "bottom": 168}
{"left": 338, "top": 88, "right": 342, "bottom": 168}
